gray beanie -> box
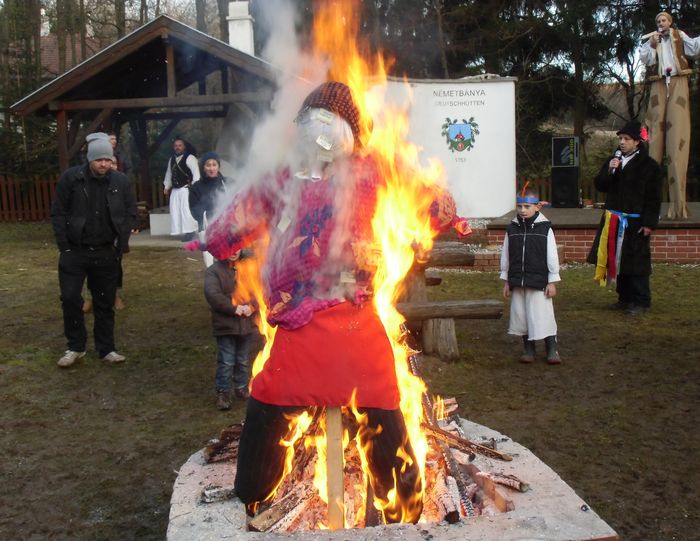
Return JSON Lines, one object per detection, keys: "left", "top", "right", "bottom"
{"left": 86, "top": 132, "right": 113, "bottom": 162}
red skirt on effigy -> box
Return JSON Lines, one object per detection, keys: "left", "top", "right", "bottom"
{"left": 251, "top": 301, "right": 400, "bottom": 410}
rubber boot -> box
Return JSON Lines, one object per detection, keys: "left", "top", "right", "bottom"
{"left": 545, "top": 335, "right": 561, "bottom": 364}
{"left": 519, "top": 336, "right": 535, "bottom": 363}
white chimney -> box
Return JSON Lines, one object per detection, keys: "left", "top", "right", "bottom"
{"left": 40, "top": 8, "right": 50, "bottom": 37}
{"left": 228, "top": 1, "right": 255, "bottom": 56}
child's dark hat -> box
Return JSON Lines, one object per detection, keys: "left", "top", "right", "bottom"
{"left": 200, "top": 151, "right": 221, "bottom": 166}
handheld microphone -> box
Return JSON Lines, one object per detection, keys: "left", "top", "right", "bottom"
{"left": 609, "top": 150, "right": 622, "bottom": 175}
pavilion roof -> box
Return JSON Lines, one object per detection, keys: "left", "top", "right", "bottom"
{"left": 10, "top": 15, "right": 277, "bottom": 116}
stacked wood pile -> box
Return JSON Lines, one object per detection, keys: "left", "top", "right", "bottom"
{"left": 201, "top": 395, "right": 528, "bottom": 532}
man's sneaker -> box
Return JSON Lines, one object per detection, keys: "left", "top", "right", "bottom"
{"left": 58, "top": 350, "right": 86, "bottom": 367}
{"left": 216, "top": 391, "right": 232, "bottom": 411}
{"left": 102, "top": 351, "right": 126, "bottom": 363}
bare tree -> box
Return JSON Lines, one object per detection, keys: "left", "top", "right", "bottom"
{"left": 79, "top": 0, "right": 87, "bottom": 58}
{"left": 56, "top": 0, "right": 67, "bottom": 73}
{"left": 115, "top": 0, "right": 126, "bottom": 38}
{"left": 217, "top": 0, "right": 229, "bottom": 43}
{"left": 139, "top": 0, "right": 149, "bottom": 24}
{"left": 195, "top": 0, "right": 206, "bottom": 32}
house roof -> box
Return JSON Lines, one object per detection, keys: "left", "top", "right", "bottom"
{"left": 39, "top": 33, "right": 101, "bottom": 79}
{"left": 10, "top": 15, "right": 277, "bottom": 116}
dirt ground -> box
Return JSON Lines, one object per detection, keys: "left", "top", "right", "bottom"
{"left": 1, "top": 223, "right": 698, "bottom": 540}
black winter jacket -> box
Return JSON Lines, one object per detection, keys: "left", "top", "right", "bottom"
{"left": 506, "top": 212, "right": 552, "bottom": 290}
{"left": 189, "top": 174, "right": 230, "bottom": 230}
{"left": 204, "top": 259, "right": 258, "bottom": 336}
{"left": 586, "top": 146, "right": 662, "bottom": 275}
{"left": 50, "top": 164, "right": 137, "bottom": 253}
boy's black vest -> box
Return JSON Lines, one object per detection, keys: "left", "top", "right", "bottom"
{"left": 506, "top": 213, "right": 551, "bottom": 290}
{"left": 169, "top": 152, "right": 194, "bottom": 188}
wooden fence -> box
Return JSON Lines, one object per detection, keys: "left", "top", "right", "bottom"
{"left": 0, "top": 175, "right": 59, "bottom": 221}
{"left": 0, "top": 174, "right": 599, "bottom": 223}
{"left": 0, "top": 174, "right": 167, "bottom": 222}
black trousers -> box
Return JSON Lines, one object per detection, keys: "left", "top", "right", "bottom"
{"left": 616, "top": 273, "right": 651, "bottom": 308}
{"left": 58, "top": 248, "right": 120, "bottom": 356}
{"left": 116, "top": 255, "right": 123, "bottom": 289}
{"left": 234, "top": 397, "right": 423, "bottom": 523}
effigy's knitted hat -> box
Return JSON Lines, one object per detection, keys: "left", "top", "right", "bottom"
{"left": 298, "top": 82, "right": 363, "bottom": 147}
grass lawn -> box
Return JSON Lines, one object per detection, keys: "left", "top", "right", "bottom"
{"left": 1, "top": 222, "right": 698, "bottom": 540}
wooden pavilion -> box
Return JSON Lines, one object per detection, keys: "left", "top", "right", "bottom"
{"left": 9, "top": 15, "right": 277, "bottom": 207}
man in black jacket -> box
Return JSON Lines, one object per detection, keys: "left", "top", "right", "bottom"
{"left": 51, "top": 132, "right": 137, "bottom": 367}
{"left": 587, "top": 121, "right": 662, "bottom": 315}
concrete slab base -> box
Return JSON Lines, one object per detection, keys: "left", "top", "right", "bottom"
{"left": 167, "top": 418, "right": 618, "bottom": 541}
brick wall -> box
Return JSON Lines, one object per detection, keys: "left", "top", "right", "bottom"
{"left": 472, "top": 227, "right": 700, "bottom": 270}
{"left": 652, "top": 229, "right": 700, "bottom": 263}
{"left": 472, "top": 251, "right": 503, "bottom": 272}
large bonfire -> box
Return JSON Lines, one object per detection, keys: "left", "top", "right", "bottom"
{"left": 200, "top": 0, "right": 512, "bottom": 531}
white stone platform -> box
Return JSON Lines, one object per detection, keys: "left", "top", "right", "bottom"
{"left": 167, "top": 418, "right": 618, "bottom": 541}
{"left": 148, "top": 206, "right": 172, "bottom": 236}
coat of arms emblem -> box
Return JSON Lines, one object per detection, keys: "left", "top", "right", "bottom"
{"left": 441, "top": 117, "right": 479, "bottom": 152}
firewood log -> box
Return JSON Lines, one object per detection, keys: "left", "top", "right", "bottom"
{"left": 421, "top": 422, "right": 513, "bottom": 461}
{"left": 405, "top": 348, "right": 477, "bottom": 516}
{"left": 431, "top": 472, "right": 460, "bottom": 523}
{"left": 248, "top": 485, "right": 312, "bottom": 532}
{"left": 203, "top": 423, "right": 243, "bottom": 463}
{"left": 476, "top": 471, "right": 530, "bottom": 492}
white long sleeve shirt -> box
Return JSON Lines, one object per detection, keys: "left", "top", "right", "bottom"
{"left": 640, "top": 30, "right": 700, "bottom": 76}
{"left": 163, "top": 154, "right": 200, "bottom": 189}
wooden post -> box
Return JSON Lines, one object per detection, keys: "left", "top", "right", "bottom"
{"left": 56, "top": 109, "right": 69, "bottom": 171}
{"left": 165, "top": 43, "right": 176, "bottom": 98}
{"left": 422, "top": 319, "right": 459, "bottom": 360}
{"left": 325, "top": 406, "right": 344, "bottom": 530}
{"left": 131, "top": 117, "right": 153, "bottom": 208}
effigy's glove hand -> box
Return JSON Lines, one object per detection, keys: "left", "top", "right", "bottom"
{"left": 183, "top": 239, "right": 203, "bottom": 252}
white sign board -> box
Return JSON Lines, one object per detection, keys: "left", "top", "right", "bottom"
{"left": 384, "top": 77, "right": 516, "bottom": 218}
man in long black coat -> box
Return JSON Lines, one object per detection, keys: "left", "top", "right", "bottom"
{"left": 587, "top": 121, "right": 662, "bottom": 315}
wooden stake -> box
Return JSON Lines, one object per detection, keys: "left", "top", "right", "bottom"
{"left": 326, "top": 406, "right": 344, "bottom": 530}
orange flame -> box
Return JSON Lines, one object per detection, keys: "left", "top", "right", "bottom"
{"left": 259, "top": 410, "right": 314, "bottom": 506}
{"left": 229, "top": 236, "right": 277, "bottom": 380}
{"left": 310, "top": 0, "right": 448, "bottom": 522}
{"left": 433, "top": 395, "right": 446, "bottom": 421}
{"left": 241, "top": 0, "right": 454, "bottom": 524}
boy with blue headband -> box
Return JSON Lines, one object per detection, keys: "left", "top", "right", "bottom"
{"left": 500, "top": 185, "right": 562, "bottom": 364}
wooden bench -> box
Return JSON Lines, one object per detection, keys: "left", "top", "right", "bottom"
{"left": 399, "top": 241, "right": 503, "bottom": 361}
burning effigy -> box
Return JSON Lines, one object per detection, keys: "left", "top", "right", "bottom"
{"left": 171, "top": 4, "right": 619, "bottom": 538}
{"left": 191, "top": 74, "right": 471, "bottom": 525}
{"left": 183, "top": 0, "right": 476, "bottom": 529}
